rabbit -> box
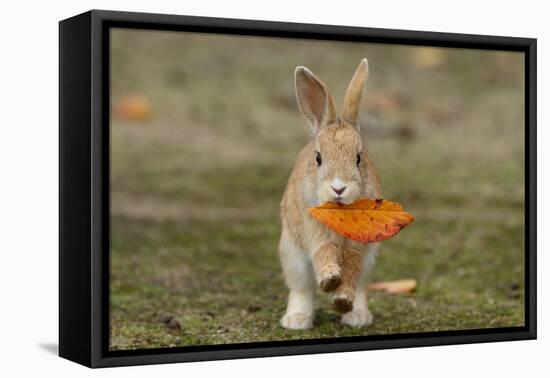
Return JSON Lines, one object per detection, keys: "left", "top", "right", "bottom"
{"left": 279, "top": 59, "right": 381, "bottom": 330}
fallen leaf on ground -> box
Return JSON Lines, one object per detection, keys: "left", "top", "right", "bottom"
{"left": 114, "top": 94, "right": 152, "bottom": 121}
{"left": 308, "top": 198, "right": 414, "bottom": 243}
{"left": 367, "top": 279, "right": 417, "bottom": 294}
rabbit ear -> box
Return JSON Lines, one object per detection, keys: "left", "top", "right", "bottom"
{"left": 295, "top": 66, "right": 337, "bottom": 133}
{"left": 341, "top": 58, "right": 369, "bottom": 127}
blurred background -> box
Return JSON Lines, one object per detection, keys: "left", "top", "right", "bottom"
{"left": 109, "top": 28, "right": 525, "bottom": 350}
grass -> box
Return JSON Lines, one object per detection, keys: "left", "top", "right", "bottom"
{"left": 109, "top": 30, "right": 525, "bottom": 350}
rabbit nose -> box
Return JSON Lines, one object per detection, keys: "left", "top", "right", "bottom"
{"left": 331, "top": 186, "right": 346, "bottom": 196}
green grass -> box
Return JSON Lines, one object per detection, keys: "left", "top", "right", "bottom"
{"left": 109, "top": 30, "right": 525, "bottom": 350}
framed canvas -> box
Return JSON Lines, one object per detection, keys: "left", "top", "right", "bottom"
{"left": 59, "top": 9, "right": 537, "bottom": 368}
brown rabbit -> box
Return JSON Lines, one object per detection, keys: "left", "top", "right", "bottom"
{"left": 279, "top": 59, "right": 381, "bottom": 329}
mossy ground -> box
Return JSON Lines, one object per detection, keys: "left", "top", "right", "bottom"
{"left": 109, "top": 30, "right": 525, "bottom": 350}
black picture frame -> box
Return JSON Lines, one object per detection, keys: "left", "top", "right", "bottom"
{"left": 59, "top": 9, "right": 537, "bottom": 368}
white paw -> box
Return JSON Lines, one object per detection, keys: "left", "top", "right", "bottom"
{"left": 341, "top": 310, "right": 373, "bottom": 328}
{"left": 281, "top": 312, "right": 313, "bottom": 330}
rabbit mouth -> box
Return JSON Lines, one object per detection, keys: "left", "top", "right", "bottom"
{"left": 328, "top": 196, "right": 351, "bottom": 205}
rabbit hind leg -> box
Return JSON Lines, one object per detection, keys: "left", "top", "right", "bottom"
{"left": 279, "top": 229, "right": 316, "bottom": 330}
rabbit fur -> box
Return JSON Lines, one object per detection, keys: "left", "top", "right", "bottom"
{"left": 279, "top": 59, "right": 381, "bottom": 330}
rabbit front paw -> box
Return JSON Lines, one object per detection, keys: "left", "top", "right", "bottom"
{"left": 281, "top": 312, "right": 313, "bottom": 330}
{"left": 317, "top": 264, "right": 342, "bottom": 292}
{"left": 331, "top": 292, "right": 354, "bottom": 313}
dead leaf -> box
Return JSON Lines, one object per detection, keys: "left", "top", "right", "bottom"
{"left": 367, "top": 279, "right": 417, "bottom": 294}
{"left": 114, "top": 94, "right": 152, "bottom": 121}
{"left": 308, "top": 198, "right": 414, "bottom": 243}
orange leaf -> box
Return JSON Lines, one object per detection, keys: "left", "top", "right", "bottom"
{"left": 367, "top": 279, "right": 417, "bottom": 294}
{"left": 308, "top": 198, "right": 414, "bottom": 243}
{"left": 115, "top": 94, "right": 152, "bottom": 121}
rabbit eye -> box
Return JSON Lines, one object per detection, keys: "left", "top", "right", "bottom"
{"left": 315, "top": 151, "right": 322, "bottom": 167}
{"left": 356, "top": 153, "right": 361, "bottom": 167}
